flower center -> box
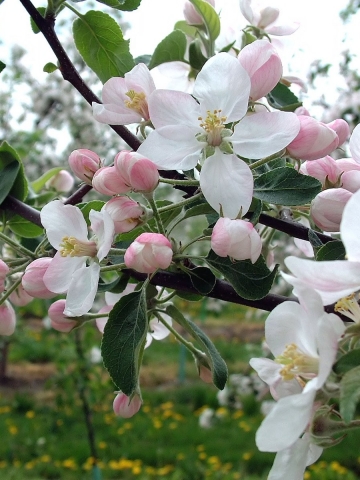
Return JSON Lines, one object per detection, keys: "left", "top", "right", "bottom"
{"left": 124, "top": 90, "right": 149, "bottom": 120}
{"left": 198, "top": 109, "right": 227, "bottom": 147}
{"left": 275, "top": 343, "right": 319, "bottom": 381}
{"left": 59, "top": 236, "right": 97, "bottom": 258}
{"left": 335, "top": 294, "right": 360, "bottom": 323}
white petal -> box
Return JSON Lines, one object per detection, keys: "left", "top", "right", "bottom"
{"left": 125, "top": 63, "right": 155, "bottom": 97}
{"left": 64, "top": 263, "right": 100, "bottom": 316}
{"left": 43, "top": 252, "right": 85, "bottom": 293}
{"left": 148, "top": 89, "right": 200, "bottom": 129}
{"left": 90, "top": 208, "right": 115, "bottom": 261}
{"left": 200, "top": 151, "right": 253, "bottom": 218}
{"left": 266, "top": 22, "right": 300, "bottom": 36}
{"left": 349, "top": 124, "right": 360, "bottom": 163}
{"left": 193, "top": 53, "right": 250, "bottom": 122}
{"left": 149, "top": 317, "right": 172, "bottom": 340}
{"left": 340, "top": 189, "right": 360, "bottom": 261}
{"left": 138, "top": 127, "right": 204, "bottom": 170}
{"left": 232, "top": 111, "right": 300, "bottom": 159}
{"left": 256, "top": 390, "right": 316, "bottom": 452}
{"left": 41, "top": 200, "right": 88, "bottom": 249}
{"left": 92, "top": 102, "right": 142, "bottom": 125}
{"left": 249, "top": 358, "right": 282, "bottom": 386}
{"left": 283, "top": 257, "right": 360, "bottom": 305}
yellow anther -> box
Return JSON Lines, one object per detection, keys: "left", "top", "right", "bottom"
{"left": 124, "top": 90, "right": 149, "bottom": 119}
{"left": 59, "top": 236, "right": 97, "bottom": 258}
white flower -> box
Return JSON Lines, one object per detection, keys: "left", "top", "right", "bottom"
{"left": 139, "top": 53, "right": 299, "bottom": 219}
{"left": 41, "top": 200, "right": 114, "bottom": 316}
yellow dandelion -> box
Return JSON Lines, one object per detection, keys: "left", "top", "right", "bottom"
{"left": 25, "top": 410, "right": 35, "bottom": 419}
{"left": 98, "top": 441, "right": 107, "bottom": 449}
{"left": 8, "top": 425, "right": 18, "bottom": 435}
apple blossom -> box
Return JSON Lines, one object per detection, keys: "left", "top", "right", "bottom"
{"left": 113, "top": 392, "right": 142, "bottom": 418}
{"left": 92, "top": 63, "right": 155, "bottom": 125}
{"left": 41, "top": 200, "right": 115, "bottom": 316}
{"left": 46, "top": 170, "right": 74, "bottom": 192}
{"left": 238, "top": 39, "right": 283, "bottom": 101}
{"left": 211, "top": 217, "right": 262, "bottom": 263}
{"left": 104, "top": 196, "right": 146, "bottom": 234}
{"left": 326, "top": 119, "right": 350, "bottom": 146}
{"left": 0, "top": 259, "right": 9, "bottom": 293}
{"left": 92, "top": 166, "right": 130, "bottom": 196}
{"left": 250, "top": 284, "right": 344, "bottom": 452}
{"left": 48, "top": 300, "right": 78, "bottom": 332}
{"left": 310, "top": 188, "right": 352, "bottom": 232}
{"left": 68, "top": 149, "right": 101, "bottom": 185}
{"left": 0, "top": 301, "right": 16, "bottom": 336}
{"left": 22, "top": 258, "right": 57, "bottom": 299}
{"left": 299, "top": 156, "right": 342, "bottom": 186}
{"left": 114, "top": 150, "right": 159, "bottom": 193}
{"left": 138, "top": 53, "right": 300, "bottom": 218}
{"left": 9, "top": 283, "right": 33, "bottom": 306}
{"left": 183, "top": 0, "right": 215, "bottom": 25}
{"left": 124, "top": 233, "right": 173, "bottom": 274}
{"left": 283, "top": 188, "right": 360, "bottom": 305}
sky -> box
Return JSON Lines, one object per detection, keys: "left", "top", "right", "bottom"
{"left": 0, "top": 0, "right": 359, "bottom": 112}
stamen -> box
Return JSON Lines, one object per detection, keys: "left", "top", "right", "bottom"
{"left": 335, "top": 293, "right": 360, "bottom": 323}
{"left": 275, "top": 343, "right": 319, "bottom": 381}
{"left": 59, "top": 236, "right": 97, "bottom": 258}
{"left": 198, "top": 109, "right": 227, "bottom": 146}
{"left": 124, "top": 90, "right": 149, "bottom": 120}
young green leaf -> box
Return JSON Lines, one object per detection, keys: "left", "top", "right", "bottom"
{"left": 148, "top": 30, "right": 187, "bottom": 69}
{"left": 96, "top": 0, "right": 142, "bottom": 10}
{"left": 0, "top": 142, "right": 28, "bottom": 203}
{"left": 316, "top": 240, "right": 346, "bottom": 261}
{"left": 267, "top": 82, "right": 302, "bottom": 112}
{"left": 189, "top": 0, "right": 220, "bottom": 43}
{"left": 340, "top": 365, "right": 360, "bottom": 424}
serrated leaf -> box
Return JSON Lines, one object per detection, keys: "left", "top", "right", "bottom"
{"left": 31, "top": 167, "right": 64, "bottom": 193}
{"left": 188, "top": 267, "right": 216, "bottom": 295}
{"left": 206, "top": 250, "right": 278, "bottom": 300}
{"left": 267, "top": 82, "right": 302, "bottom": 112}
{"left": 0, "top": 142, "right": 28, "bottom": 203}
{"left": 253, "top": 167, "right": 322, "bottom": 205}
{"left": 316, "top": 240, "right": 346, "bottom": 261}
{"left": 166, "top": 304, "right": 228, "bottom": 389}
{"left": 101, "top": 290, "right": 148, "bottom": 395}
{"left": 340, "top": 365, "right": 360, "bottom": 423}
{"left": 148, "top": 30, "right": 187, "bottom": 70}
{"left": 0, "top": 61, "right": 5, "bottom": 74}
{"left": 73, "top": 10, "right": 135, "bottom": 83}
{"left": 189, "top": 0, "right": 220, "bottom": 42}
{"left": 334, "top": 349, "right": 360, "bottom": 376}
{"left": 8, "top": 215, "right": 43, "bottom": 238}
{"left": 43, "top": 62, "right": 58, "bottom": 73}
{"left": 97, "top": 0, "right": 141, "bottom": 10}
{"left": 30, "top": 7, "right": 45, "bottom": 34}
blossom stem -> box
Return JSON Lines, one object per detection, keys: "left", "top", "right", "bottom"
{"left": 100, "top": 263, "right": 126, "bottom": 272}
{"left": 153, "top": 310, "right": 200, "bottom": 355}
{"left": 157, "top": 192, "right": 204, "bottom": 214}
{"left": 108, "top": 248, "right": 127, "bottom": 255}
{"left": 0, "top": 232, "right": 36, "bottom": 259}
{"left": 159, "top": 178, "right": 199, "bottom": 186}
{"left": 143, "top": 193, "right": 166, "bottom": 236}
{"left": 249, "top": 149, "right": 286, "bottom": 170}
{"left": 0, "top": 276, "right": 23, "bottom": 305}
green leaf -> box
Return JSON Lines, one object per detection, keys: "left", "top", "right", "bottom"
{"left": 188, "top": 267, "right": 216, "bottom": 295}
{"left": 43, "top": 62, "right": 58, "bottom": 73}
{"left": 267, "top": 83, "right": 303, "bottom": 112}
{"left": 31, "top": 167, "right": 64, "bottom": 193}
{"left": 175, "top": 291, "right": 203, "bottom": 302}
{"left": 189, "top": 39, "right": 208, "bottom": 70}
{"left": 307, "top": 229, "right": 324, "bottom": 249}
{"left": 166, "top": 304, "right": 228, "bottom": 390}
{"left": 253, "top": 167, "right": 322, "bottom": 205}
{"left": 8, "top": 215, "right": 43, "bottom": 238}
{"left": 30, "top": 7, "right": 46, "bottom": 34}
{"left": 189, "top": 0, "right": 220, "bottom": 43}
{"left": 206, "top": 250, "right": 278, "bottom": 300}
{"left": 0, "top": 142, "right": 28, "bottom": 203}
{"left": 79, "top": 200, "right": 106, "bottom": 225}
{"left": 73, "top": 10, "right": 135, "bottom": 83}
{"left": 101, "top": 290, "right": 148, "bottom": 395}
{"left": 340, "top": 365, "right": 360, "bottom": 423}
{"left": 97, "top": 0, "right": 142, "bottom": 10}
{"left": 148, "top": 30, "right": 187, "bottom": 70}
{"left": 174, "top": 20, "right": 198, "bottom": 38}
{"left": 183, "top": 202, "right": 217, "bottom": 220}
{"left": 334, "top": 349, "right": 360, "bottom": 376}
{"left": 316, "top": 240, "right": 346, "bottom": 261}
{"left": 0, "top": 61, "right": 5, "bottom": 74}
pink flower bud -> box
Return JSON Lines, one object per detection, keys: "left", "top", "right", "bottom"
{"left": 287, "top": 116, "right": 339, "bottom": 161}
{"left": 9, "top": 284, "right": 33, "bottom": 306}
{"left": 0, "top": 301, "right": 16, "bottom": 336}
{"left": 46, "top": 170, "right": 75, "bottom": 192}
{"left": 124, "top": 233, "right": 173, "bottom": 274}
{"left": 199, "top": 365, "right": 213, "bottom": 384}
{"left": 238, "top": 39, "right": 283, "bottom": 101}
{"left": 114, "top": 150, "right": 159, "bottom": 193}
{"left": 92, "top": 166, "right": 130, "bottom": 196}
{"left": 0, "top": 259, "right": 9, "bottom": 293}
{"left": 105, "top": 197, "right": 146, "bottom": 234}
{"left": 113, "top": 392, "right": 142, "bottom": 418}
{"left": 22, "top": 258, "right": 57, "bottom": 299}
{"left": 68, "top": 149, "right": 101, "bottom": 184}
{"left": 341, "top": 170, "right": 360, "bottom": 193}
{"left": 211, "top": 218, "right": 262, "bottom": 264}
{"left": 300, "top": 156, "right": 341, "bottom": 185}
{"left": 48, "top": 300, "right": 78, "bottom": 332}
{"left": 183, "top": 0, "right": 215, "bottom": 25}
{"left": 310, "top": 188, "right": 352, "bottom": 232}
{"left": 326, "top": 119, "right": 350, "bottom": 147}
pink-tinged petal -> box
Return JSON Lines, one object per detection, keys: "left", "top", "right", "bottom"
{"left": 232, "top": 111, "right": 300, "bottom": 159}
{"left": 44, "top": 253, "right": 85, "bottom": 293}
{"left": 340, "top": 189, "right": 360, "bottom": 262}
{"left": 265, "top": 22, "right": 300, "bottom": 35}
{"left": 89, "top": 209, "right": 115, "bottom": 262}
{"left": 41, "top": 201, "right": 88, "bottom": 248}
{"left": 124, "top": 63, "right": 156, "bottom": 97}
{"left": 259, "top": 6, "right": 279, "bottom": 28}
{"left": 271, "top": 377, "right": 303, "bottom": 401}
{"left": 101, "top": 77, "right": 128, "bottom": 104}
{"left": 64, "top": 263, "right": 100, "bottom": 316}
{"left": 138, "top": 127, "right": 204, "bottom": 170}
{"left": 193, "top": 53, "right": 251, "bottom": 121}
{"left": 256, "top": 390, "right": 316, "bottom": 452}
{"left": 349, "top": 124, "right": 360, "bottom": 163}
{"left": 283, "top": 257, "right": 360, "bottom": 305}
{"left": 200, "top": 151, "right": 253, "bottom": 218}
{"left": 92, "top": 101, "right": 142, "bottom": 125}
{"left": 239, "top": 0, "right": 254, "bottom": 23}
{"left": 148, "top": 89, "right": 200, "bottom": 129}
